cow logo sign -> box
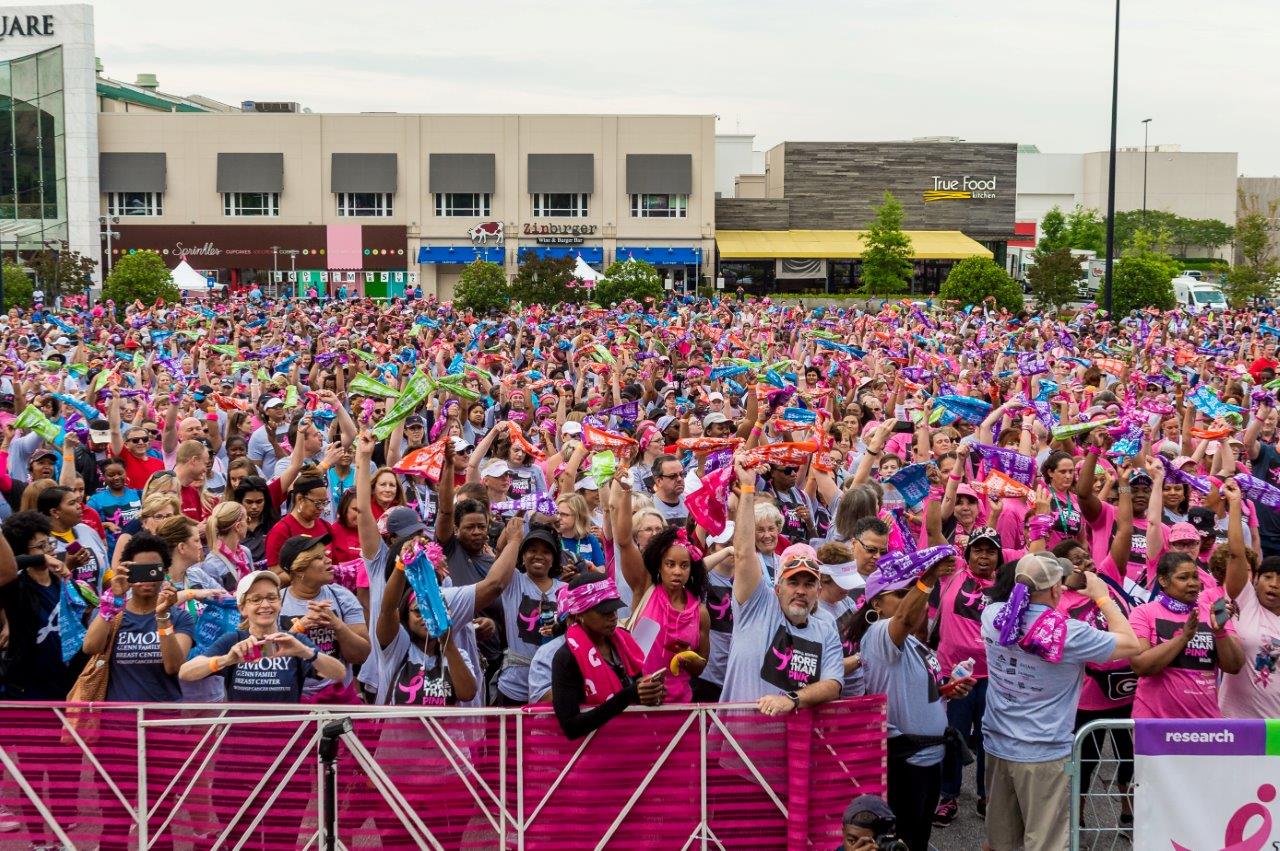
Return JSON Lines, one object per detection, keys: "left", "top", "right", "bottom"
{"left": 468, "top": 221, "right": 504, "bottom": 247}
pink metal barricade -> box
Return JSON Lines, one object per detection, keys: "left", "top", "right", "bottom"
{"left": 0, "top": 696, "right": 886, "bottom": 850}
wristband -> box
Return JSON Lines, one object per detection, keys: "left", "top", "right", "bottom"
{"left": 1086, "top": 445, "right": 1102, "bottom": 456}
{"left": 739, "top": 484, "right": 756, "bottom": 494}
{"left": 393, "top": 559, "right": 406, "bottom": 572}
{"left": 98, "top": 596, "right": 124, "bottom": 621}
{"left": 750, "top": 426, "right": 763, "bottom": 437}
{"left": 866, "top": 449, "right": 882, "bottom": 457}
{"left": 209, "top": 657, "right": 221, "bottom": 674}
{"left": 948, "top": 473, "right": 962, "bottom": 481}
{"left": 1093, "top": 595, "right": 1112, "bottom": 608}
{"left": 1118, "top": 487, "right": 1132, "bottom": 494}
{"left": 291, "top": 620, "right": 307, "bottom": 634}
{"left": 915, "top": 580, "right": 935, "bottom": 594}
{"left": 157, "top": 626, "right": 174, "bottom": 637}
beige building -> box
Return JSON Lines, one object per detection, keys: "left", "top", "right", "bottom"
{"left": 97, "top": 111, "right": 716, "bottom": 299}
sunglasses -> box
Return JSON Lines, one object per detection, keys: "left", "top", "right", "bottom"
{"left": 127, "top": 436, "right": 149, "bottom": 444}
{"left": 855, "top": 538, "right": 888, "bottom": 557}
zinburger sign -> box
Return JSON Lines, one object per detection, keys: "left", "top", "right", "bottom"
{"left": 522, "top": 223, "right": 598, "bottom": 237}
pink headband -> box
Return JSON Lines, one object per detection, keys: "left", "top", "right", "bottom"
{"left": 556, "top": 578, "right": 621, "bottom": 618}
{"left": 674, "top": 529, "right": 704, "bottom": 562}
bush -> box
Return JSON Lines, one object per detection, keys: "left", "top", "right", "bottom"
{"left": 1, "top": 264, "right": 33, "bottom": 310}
{"left": 453, "top": 260, "right": 508, "bottom": 313}
{"left": 511, "top": 252, "right": 578, "bottom": 306}
{"left": 101, "top": 250, "right": 180, "bottom": 314}
{"left": 1113, "top": 254, "right": 1176, "bottom": 316}
{"left": 593, "top": 259, "right": 663, "bottom": 306}
{"left": 939, "top": 257, "right": 1024, "bottom": 312}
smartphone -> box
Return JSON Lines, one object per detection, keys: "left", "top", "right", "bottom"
{"left": 64, "top": 541, "right": 83, "bottom": 557}
{"left": 1064, "top": 570, "right": 1088, "bottom": 592}
{"left": 127, "top": 561, "right": 164, "bottom": 584}
{"left": 892, "top": 420, "right": 916, "bottom": 434}
{"left": 1212, "top": 597, "right": 1230, "bottom": 631}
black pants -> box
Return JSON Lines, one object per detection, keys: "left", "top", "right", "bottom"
{"left": 887, "top": 755, "right": 942, "bottom": 851}
{"left": 690, "top": 677, "right": 722, "bottom": 703}
{"left": 1075, "top": 704, "right": 1134, "bottom": 795}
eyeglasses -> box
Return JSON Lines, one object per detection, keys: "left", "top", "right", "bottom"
{"left": 656, "top": 472, "right": 682, "bottom": 481}
{"left": 299, "top": 495, "right": 329, "bottom": 508}
{"left": 146, "top": 429, "right": 161, "bottom": 438}
{"left": 777, "top": 467, "right": 798, "bottom": 475}
{"left": 150, "top": 512, "right": 176, "bottom": 521}
{"left": 855, "top": 538, "right": 887, "bottom": 557}
{"left": 243, "top": 594, "right": 278, "bottom": 605}
{"left": 30, "top": 539, "right": 54, "bottom": 553}
{"left": 127, "top": 437, "right": 149, "bottom": 444}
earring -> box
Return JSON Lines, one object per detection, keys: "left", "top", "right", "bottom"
{"left": 864, "top": 608, "right": 880, "bottom": 624}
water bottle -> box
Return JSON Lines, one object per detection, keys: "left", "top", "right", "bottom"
{"left": 950, "top": 658, "right": 975, "bottom": 680}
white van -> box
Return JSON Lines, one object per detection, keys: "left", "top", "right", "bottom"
{"left": 1171, "top": 276, "right": 1227, "bottom": 312}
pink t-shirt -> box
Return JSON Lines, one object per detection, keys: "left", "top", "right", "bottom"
{"left": 1219, "top": 581, "right": 1280, "bottom": 719}
{"left": 993, "top": 496, "right": 1028, "bottom": 552}
{"left": 1085, "top": 500, "right": 1166, "bottom": 582}
{"left": 1045, "top": 489, "right": 1084, "bottom": 550}
{"left": 1129, "top": 598, "right": 1236, "bottom": 719}
{"left": 1058, "top": 568, "right": 1136, "bottom": 712}
{"left": 937, "top": 567, "right": 994, "bottom": 679}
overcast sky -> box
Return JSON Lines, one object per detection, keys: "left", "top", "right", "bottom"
{"left": 90, "top": 0, "right": 1279, "bottom": 174}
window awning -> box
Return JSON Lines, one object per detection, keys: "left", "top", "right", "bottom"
{"left": 517, "top": 246, "right": 604, "bottom": 264}
{"left": 100, "top": 153, "right": 166, "bottom": 192}
{"left": 715, "top": 229, "right": 993, "bottom": 261}
{"left": 616, "top": 246, "right": 702, "bottom": 266}
{"left": 331, "top": 153, "right": 397, "bottom": 193}
{"left": 528, "top": 154, "right": 593, "bottom": 194}
{"left": 216, "top": 153, "right": 284, "bottom": 193}
{"left": 625, "top": 154, "right": 692, "bottom": 195}
{"left": 429, "top": 154, "right": 496, "bottom": 194}
{"left": 417, "top": 245, "right": 504, "bottom": 264}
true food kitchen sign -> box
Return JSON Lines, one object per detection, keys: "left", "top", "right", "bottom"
{"left": 923, "top": 175, "right": 998, "bottom": 203}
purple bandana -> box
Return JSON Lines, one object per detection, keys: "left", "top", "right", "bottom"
{"left": 874, "top": 545, "right": 953, "bottom": 585}
{"left": 491, "top": 492, "right": 557, "bottom": 515}
{"left": 993, "top": 585, "right": 1070, "bottom": 662}
{"left": 1156, "top": 591, "right": 1194, "bottom": 615}
{"left": 972, "top": 443, "right": 1037, "bottom": 488}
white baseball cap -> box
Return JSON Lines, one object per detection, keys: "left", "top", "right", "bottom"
{"left": 481, "top": 459, "right": 511, "bottom": 478}
{"left": 235, "top": 570, "right": 281, "bottom": 605}
{"left": 819, "top": 560, "right": 867, "bottom": 592}
{"left": 264, "top": 397, "right": 285, "bottom": 409}
{"left": 707, "top": 392, "right": 725, "bottom": 402}
{"left": 562, "top": 421, "right": 583, "bottom": 435}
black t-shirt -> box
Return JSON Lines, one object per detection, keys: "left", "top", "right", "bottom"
{"left": 1253, "top": 443, "right": 1280, "bottom": 553}
{"left": 443, "top": 537, "right": 503, "bottom": 663}
{"left": 0, "top": 572, "right": 84, "bottom": 699}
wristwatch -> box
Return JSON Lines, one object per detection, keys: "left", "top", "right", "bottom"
{"left": 784, "top": 690, "right": 801, "bottom": 710}
{"left": 307, "top": 647, "right": 321, "bottom": 663}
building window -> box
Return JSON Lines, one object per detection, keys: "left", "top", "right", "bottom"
{"left": 336, "top": 192, "right": 393, "bottom": 217}
{"left": 531, "top": 193, "right": 589, "bottom": 217}
{"left": 630, "top": 193, "right": 688, "bottom": 218}
{"left": 107, "top": 192, "right": 163, "bottom": 216}
{"left": 223, "top": 192, "right": 279, "bottom": 217}
{"left": 434, "top": 193, "right": 491, "bottom": 217}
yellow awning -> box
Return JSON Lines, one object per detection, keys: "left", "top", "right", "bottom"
{"left": 715, "top": 229, "right": 993, "bottom": 261}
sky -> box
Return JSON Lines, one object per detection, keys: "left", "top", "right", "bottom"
{"left": 89, "top": 0, "right": 1280, "bottom": 174}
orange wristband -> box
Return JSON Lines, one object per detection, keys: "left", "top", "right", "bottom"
{"left": 740, "top": 485, "right": 756, "bottom": 494}
{"left": 208, "top": 657, "right": 221, "bottom": 674}
{"left": 915, "top": 580, "right": 935, "bottom": 594}
{"left": 394, "top": 559, "right": 406, "bottom": 572}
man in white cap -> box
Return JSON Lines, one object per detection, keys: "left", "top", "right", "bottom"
{"left": 981, "top": 552, "right": 1141, "bottom": 851}
{"left": 248, "top": 395, "right": 290, "bottom": 475}
{"left": 480, "top": 458, "right": 513, "bottom": 507}
{"left": 816, "top": 543, "right": 865, "bottom": 698}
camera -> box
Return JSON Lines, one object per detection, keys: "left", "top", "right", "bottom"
{"left": 877, "top": 837, "right": 910, "bottom": 851}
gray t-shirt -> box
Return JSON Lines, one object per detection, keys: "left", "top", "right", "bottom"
{"left": 279, "top": 584, "right": 365, "bottom": 696}
{"left": 247, "top": 422, "right": 288, "bottom": 474}
{"left": 527, "top": 634, "right": 566, "bottom": 703}
{"left": 981, "top": 603, "right": 1116, "bottom": 763}
{"left": 718, "top": 578, "right": 843, "bottom": 703}
{"left": 496, "top": 571, "right": 564, "bottom": 703}
{"left": 700, "top": 570, "right": 735, "bottom": 688}
{"left": 654, "top": 495, "right": 688, "bottom": 526}
{"left": 375, "top": 584, "right": 481, "bottom": 708}
{"left": 817, "top": 596, "right": 863, "bottom": 698}
{"left": 860, "top": 618, "right": 948, "bottom": 766}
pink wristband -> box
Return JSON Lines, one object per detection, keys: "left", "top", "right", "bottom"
{"left": 98, "top": 596, "right": 124, "bottom": 621}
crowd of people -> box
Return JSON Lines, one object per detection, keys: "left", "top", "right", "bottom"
{"left": 0, "top": 288, "right": 1277, "bottom": 850}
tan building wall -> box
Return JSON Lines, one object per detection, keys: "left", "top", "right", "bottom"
{"left": 1236, "top": 176, "right": 1280, "bottom": 266}
{"left": 97, "top": 112, "right": 716, "bottom": 296}
{"left": 1081, "top": 150, "right": 1238, "bottom": 225}
{"left": 735, "top": 174, "right": 765, "bottom": 198}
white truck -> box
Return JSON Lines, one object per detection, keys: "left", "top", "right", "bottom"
{"left": 1171, "top": 276, "right": 1227, "bottom": 312}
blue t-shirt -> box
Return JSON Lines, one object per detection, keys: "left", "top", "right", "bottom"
{"left": 560, "top": 535, "right": 605, "bottom": 568}
{"left": 205, "top": 630, "right": 318, "bottom": 703}
{"left": 87, "top": 488, "right": 143, "bottom": 525}
{"left": 981, "top": 603, "right": 1116, "bottom": 762}
{"left": 106, "top": 608, "right": 196, "bottom": 702}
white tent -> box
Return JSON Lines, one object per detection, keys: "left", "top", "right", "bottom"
{"left": 573, "top": 253, "right": 602, "bottom": 285}
{"left": 171, "top": 257, "right": 219, "bottom": 291}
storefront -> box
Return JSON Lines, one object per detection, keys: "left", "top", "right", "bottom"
{"left": 113, "top": 224, "right": 408, "bottom": 296}
{"left": 716, "top": 140, "right": 1016, "bottom": 295}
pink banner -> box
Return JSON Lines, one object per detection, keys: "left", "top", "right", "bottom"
{"left": 327, "top": 224, "right": 363, "bottom": 270}
{"left": 0, "top": 698, "right": 886, "bottom": 849}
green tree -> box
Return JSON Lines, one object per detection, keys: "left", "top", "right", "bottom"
{"left": 938, "top": 257, "right": 1023, "bottom": 312}
{"left": 1224, "top": 190, "right": 1280, "bottom": 306}
{"left": 859, "top": 191, "right": 913, "bottom": 295}
{"left": 1112, "top": 235, "right": 1178, "bottom": 316}
{"left": 1109, "top": 209, "right": 1233, "bottom": 258}
{"left": 1063, "top": 205, "right": 1106, "bottom": 254}
{"left": 1026, "top": 247, "right": 1081, "bottom": 312}
{"left": 1037, "top": 206, "right": 1068, "bottom": 252}
{"left": 511, "top": 251, "right": 578, "bottom": 306}
{"left": 593, "top": 258, "right": 663, "bottom": 306}
{"left": 27, "top": 244, "right": 96, "bottom": 299}
{"left": 453, "top": 259, "right": 508, "bottom": 313}
{"left": 1, "top": 263, "right": 33, "bottom": 310}
{"left": 101, "top": 250, "right": 180, "bottom": 313}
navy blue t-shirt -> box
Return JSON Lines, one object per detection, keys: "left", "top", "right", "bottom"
{"left": 205, "top": 630, "right": 318, "bottom": 703}
{"left": 106, "top": 608, "right": 196, "bottom": 702}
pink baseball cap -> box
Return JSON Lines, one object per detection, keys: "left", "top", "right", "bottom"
{"left": 1168, "top": 522, "right": 1200, "bottom": 544}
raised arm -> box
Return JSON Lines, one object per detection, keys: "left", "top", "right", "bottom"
{"left": 1222, "top": 478, "right": 1250, "bottom": 601}
{"left": 108, "top": 391, "right": 125, "bottom": 456}
{"left": 887, "top": 556, "right": 950, "bottom": 649}
{"left": 354, "top": 431, "right": 382, "bottom": 560}
{"left": 436, "top": 438, "right": 457, "bottom": 547}
{"left": 1076, "top": 435, "right": 1106, "bottom": 520}
{"left": 610, "top": 471, "right": 648, "bottom": 598}
{"left": 473, "top": 516, "right": 524, "bottom": 611}
{"left": 731, "top": 456, "right": 762, "bottom": 604}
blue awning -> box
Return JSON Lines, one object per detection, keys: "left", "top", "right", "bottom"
{"left": 417, "top": 245, "right": 504, "bottom": 264}
{"left": 616, "top": 246, "right": 702, "bottom": 266}
{"left": 516, "top": 246, "right": 604, "bottom": 264}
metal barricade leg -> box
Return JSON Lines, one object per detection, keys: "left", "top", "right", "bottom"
{"left": 1070, "top": 718, "right": 1135, "bottom": 851}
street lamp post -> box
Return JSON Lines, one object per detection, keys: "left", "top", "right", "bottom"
{"left": 1142, "top": 118, "right": 1152, "bottom": 225}
{"left": 1102, "top": 0, "right": 1121, "bottom": 316}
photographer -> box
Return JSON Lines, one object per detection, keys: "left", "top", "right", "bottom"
{"left": 841, "top": 795, "right": 907, "bottom": 851}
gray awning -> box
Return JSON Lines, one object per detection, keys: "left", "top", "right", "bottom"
{"left": 216, "top": 153, "right": 284, "bottom": 192}
{"left": 625, "top": 154, "right": 692, "bottom": 194}
{"left": 99, "top": 153, "right": 166, "bottom": 192}
{"left": 527, "top": 154, "right": 593, "bottom": 194}
{"left": 429, "top": 153, "right": 495, "bottom": 194}
{"left": 331, "top": 153, "right": 397, "bottom": 193}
